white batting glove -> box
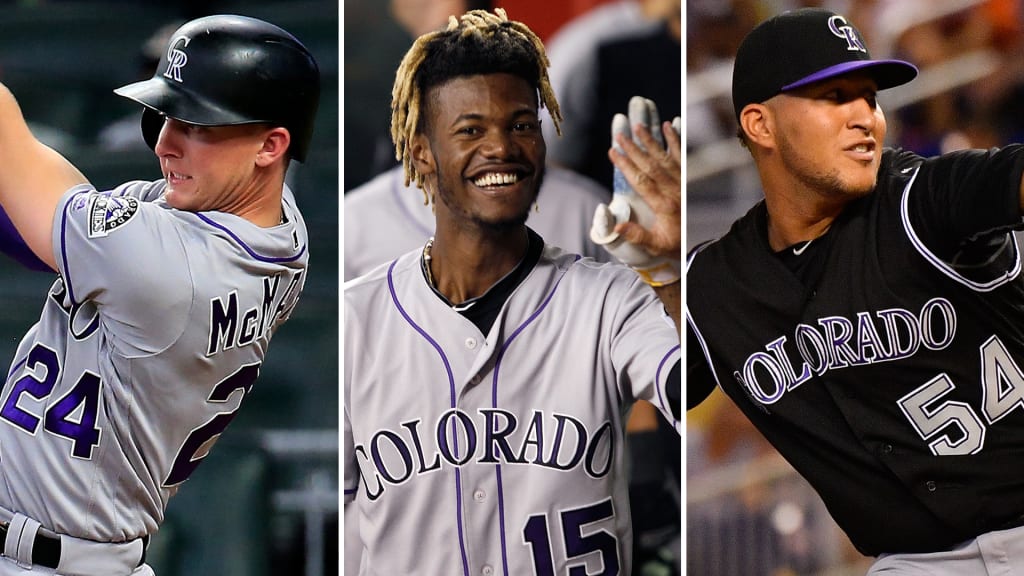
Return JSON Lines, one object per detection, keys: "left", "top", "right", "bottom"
{"left": 590, "top": 96, "right": 681, "bottom": 287}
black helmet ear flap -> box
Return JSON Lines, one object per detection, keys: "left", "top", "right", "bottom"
{"left": 140, "top": 108, "right": 163, "bottom": 152}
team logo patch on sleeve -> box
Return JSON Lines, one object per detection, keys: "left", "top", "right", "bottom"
{"left": 87, "top": 195, "right": 139, "bottom": 238}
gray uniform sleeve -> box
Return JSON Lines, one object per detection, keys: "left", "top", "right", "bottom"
{"left": 52, "top": 183, "right": 192, "bottom": 355}
{"left": 609, "top": 273, "right": 681, "bottom": 431}
{"left": 113, "top": 180, "right": 169, "bottom": 203}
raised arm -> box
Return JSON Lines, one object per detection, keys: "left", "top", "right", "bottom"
{"left": 615, "top": 119, "right": 681, "bottom": 328}
{"left": 593, "top": 97, "right": 682, "bottom": 328}
{"left": 0, "top": 83, "right": 89, "bottom": 269}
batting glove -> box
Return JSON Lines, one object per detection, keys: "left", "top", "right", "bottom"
{"left": 590, "top": 96, "right": 681, "bottom": 287}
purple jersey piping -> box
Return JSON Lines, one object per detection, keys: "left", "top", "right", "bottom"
{"left": 59, "top": 194, "right": 305, "bottom": 304}
{"left": 60, "top": 194, "right": 83, "bottom": 304}
{"left": 6, "top": 357, "right": 27, "bottom": 381}
{"left": 387, "top": 259, "right": 471, "bottom": 576}
{"left": 196, "top": 213, "right": 306, "bottom": 263}
{"left": 491, "top": 255, "right": 579, "bottom": 575}
{"left": 656, "top": 344, "right": 682, "bottom": 433}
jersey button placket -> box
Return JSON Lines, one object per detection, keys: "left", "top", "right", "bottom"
{"left": 465, "top": 337, "right": 478, "bottom": 350}
{"left": 473, "top": 489, "right": 486, "bottom": 502}
{"left": 481, "top": 564, "right": 494, "bottom": 576}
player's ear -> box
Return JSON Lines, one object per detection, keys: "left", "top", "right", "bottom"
{"left": 739, "top": 104, "right": 773, "bottom": 149}
{"left": 255, "top": 127, "right": 291, "bottom": 167}
{"left": 410, "top": 133, "right": 437, "bottom": 177}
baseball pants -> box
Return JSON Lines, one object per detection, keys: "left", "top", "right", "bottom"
{"left": 0, "top": 558, "right": 154, "bottom": 576}
{"left": 0, "top": 507, "right": 150, "bottom": 576}
{"left": 868, "top": 524, "right": 1024, "bottom": 575}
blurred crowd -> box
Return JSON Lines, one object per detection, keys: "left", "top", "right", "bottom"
{"left": 689, "top": 0, "right": 1024, "bottom": 159}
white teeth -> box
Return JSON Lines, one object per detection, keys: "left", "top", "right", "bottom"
{"left": 854, "top": 144, "right": 869, "bottom": 153}
{"left": 473, "top": 172, "right": 518, "bottom": 187}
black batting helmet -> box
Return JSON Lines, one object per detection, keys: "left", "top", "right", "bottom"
{"left": 114, "top": 14, "right": 321, "bottom": 162}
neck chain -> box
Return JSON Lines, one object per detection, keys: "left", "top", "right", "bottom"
{"left": 423, "top": 237, "right": 436, "bottom": 288}
{"left": 422, "top": 234, "right": 535, "bottom": 312}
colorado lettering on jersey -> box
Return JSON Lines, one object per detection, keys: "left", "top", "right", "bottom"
{"left": 354, "top": 409, "right": 615, "bottom": 501}
{"left": 736, "top": 298, "right": 957, "bottom": 405}
{"left": 206, "top": 271, "right": 303, "bottom": 356}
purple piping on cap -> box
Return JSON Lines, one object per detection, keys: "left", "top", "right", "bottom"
{"left": 781, "top": 59, "right": 918, "bottom": 92}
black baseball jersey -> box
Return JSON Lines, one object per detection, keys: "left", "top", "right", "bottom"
{"left": 687, "top": 146, "right": 1024, "bottom": 556}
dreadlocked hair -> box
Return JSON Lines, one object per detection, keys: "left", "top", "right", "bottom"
{"left": 390, "top": 8, "right": 562, "bottom": 190}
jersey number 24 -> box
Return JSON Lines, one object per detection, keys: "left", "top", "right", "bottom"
{"left": 0, "top": 343, "right": 260, "bottom": 487}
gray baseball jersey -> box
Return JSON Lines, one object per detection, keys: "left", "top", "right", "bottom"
{"left": 0, "top": 180, "right": 307, "bottom": 542}
{"left": 343, "top": 165, "right": 613, "bottom": 280}
{"left": 343, "top": 244, "right": 680, "bottom": 576}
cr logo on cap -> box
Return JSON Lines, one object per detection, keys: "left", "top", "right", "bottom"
{"left": 828, "top": 15, "right": 866, "bottom": 53}
{"left": 164, "top": 36, "right": 192, "bottom": 83}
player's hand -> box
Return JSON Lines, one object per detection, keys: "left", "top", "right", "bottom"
{"left": 590, "top": 96, "right": 681, "bottom": 286}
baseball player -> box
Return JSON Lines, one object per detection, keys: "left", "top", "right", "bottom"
{"left": 0, "top": 15, "right": 318, "bottom": 575}
{"left": 688, "top": 7, "right": 1024, "bottom": 574}
{"left": 343, "top": 8, "right": 681, "bottom": 576}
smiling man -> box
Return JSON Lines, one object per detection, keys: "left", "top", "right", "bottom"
{"left": 412, "top": 70, "right": 544, "bottom": 302}
{"left": 343, "top": 8, "right": 681, "bottom": 576}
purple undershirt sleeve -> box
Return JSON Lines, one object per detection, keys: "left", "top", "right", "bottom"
{"left": 0, "top": 205, "right": 52, "bottom": 272}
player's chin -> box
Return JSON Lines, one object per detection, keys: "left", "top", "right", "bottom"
{"left": 848, "top": 173, "right": 879, "bottom": 197}
{"left": 473, "top": 196, "right": 532, "bottom": 228}
{"left": 163, "top": 187, "right": 199, "bottom": 212}
{"left": 838, "top": 166, "right": 878, "bottom": 196}
{"left": 474, "top": 213, "right": 530, "bottom": 233}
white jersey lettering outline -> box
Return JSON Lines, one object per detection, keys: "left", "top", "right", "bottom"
{"left": 735, "top": 298, "right": 958, "bottom": 405}
{"left": 354, "top": 408, "right": 615, "bottom": 502}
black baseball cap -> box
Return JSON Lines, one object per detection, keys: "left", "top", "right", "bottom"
{"left": 731, "top": 8, "right": 918, "bottom": 120}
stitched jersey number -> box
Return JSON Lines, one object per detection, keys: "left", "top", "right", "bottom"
{"left": 0, "top": 344, "right": 260, "bottom": 485}
{"left": 898, "top": 335, "right": 1024, "bottom": 455}
{"left": 523, "top": 499, "right": 620, "bottom": 576}
{"left": 0, "top": 344, "right": 102, "bottom": 459}
{"left": 163, "top": 362, "right": 260, "bottom": 487}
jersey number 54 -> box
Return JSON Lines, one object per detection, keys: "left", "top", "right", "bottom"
{"left": 898, "top": 335, "right": 1024, "bottom": 455}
